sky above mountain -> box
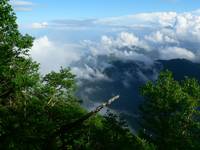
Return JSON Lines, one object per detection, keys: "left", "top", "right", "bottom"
{"left": 11, "top": 0, "right": 200, "bottom": 20}
{"left": 10, "top": 0, "right": 200, "bottom": 75}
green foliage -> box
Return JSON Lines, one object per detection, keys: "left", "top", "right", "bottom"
{"left": 86, "top": 112, "right": 139, "bottom": 150}
{"left": 0, "top": 1, "right": 153, "bottom": 149}
{"left": 140, "top": 71, "right": 200, "bottom": 150}
{"left": 62, "top": 112, "right": 155, "bottom": 150}
{"left": 0, "top": 0, "right": 36, "bottom": 105}
{"left": 43, "top": 68, "right": 76, "bottom": 98}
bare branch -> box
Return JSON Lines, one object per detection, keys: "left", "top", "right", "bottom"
{"left": 45, "top": 95, "right": 120, "bottom": 149}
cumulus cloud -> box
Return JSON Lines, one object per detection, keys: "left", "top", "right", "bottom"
{"left": 83, "top": 30, "right": 198, "bottom": 65}
{"left": 30, "top": 36, "right": 83, "bottom": 74}
{"left": 10, "top": 0, "right": 35, "bottom": 11}
{"left": 83, "top": 32, "right": 151, "bottom": 62}
{"left": 116, "top": 32, "right": 148, "bottom": 48}
{"left": 145, "top": 31, "right": 178, "bottom": 44}
{"left": 96, "top": 11, "right": 200, "bottom": 61}
{"left": 29, "top": 9, "right": 200, "bottom": 78}
{"left": 93, "top": 11, "right": 200, "bottom": 48}
{"left": 100, "top": 32, "right": 147, "bottom": 50}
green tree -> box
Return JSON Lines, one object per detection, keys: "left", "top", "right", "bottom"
{"left": 86, "top": 112, "right": 156, "bottom": 150}
{"left": 0, "top": 1, "right": 154, "bottom": 149}
{"left": 0, "top": 0, "right": 85, "bottom": 149}
{"left": 0, "top": 0, "right": 36, "bottom": 104}
{"left": 140, "top": 71, "right": 200, "bottom": 150}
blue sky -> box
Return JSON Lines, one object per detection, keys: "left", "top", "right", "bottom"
{"left": 10, "top": 0, "right": 200, "bottom": 74}
{"left": 13, "top": 0, "right": 200, "bottom": 23}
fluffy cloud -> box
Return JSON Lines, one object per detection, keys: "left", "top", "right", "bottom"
{"left": 96, "top": 11, "right": 200, "bottom": 61}
{"left": 29, "top": 9, "right": 200, "bottom": 77}
{"left": 71, "top": 65, "right": 111, "bottom": 81}
{"left": 10, "top": 0, "right": 34, "bottom": 11}
{"left": 83, "top": 32, "right": 150, "bottom": 61}
{"left": 30, "top": 36, "right": 83, "bottom": 74}
{"left": 83, "top": 30, "right": 198, "bottom": 64}
{"left": 116, "top": 32, "right": 148, "bottom": 48}
{"left": 173, "top": 14, "right": 200, "bottom": 42}
{"left": 145, "top": 31, "right": 178, "bottom": 44}
{"left": 92, "top": 11, "right": 200, "bottom": 48}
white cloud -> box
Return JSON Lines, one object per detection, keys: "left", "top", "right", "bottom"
{"left": 28, "top": 9, "right": 200, "bottom": 77}
{"left": 145, "top": 31, "right": 178, "bottom": 44}
{"left": 101, "top": 32, "right": 144, "bottom": 50}
{"left": 10, "top": 0, "right": 35, "bottom": 11}
{"left": 159, "top": 47, "right": 196, "bottom": 60}
{"left": 173, "top": 14, "right": 200, "bottom": 42}
{"left": 30, "top": 36, "right": 83, "bottom": 74}
{"left": 95, "top": 12, "right": 177, "bottom": 29}
{"left": 31, "top": 22, "right": 48, "bottom": 29}
{"left": 85, "top": 32, "right": 149, "bottom": 56}
{"left": 71, "top": 65, "right": 111, "bottom": 81}
{"left": 81, "top": 32, "right": 153, "bottom": 66}
{"left": 119, "top": 32, "right": 139, "bottom": 45}
{"left": 96, "top": 10, "right": 200, "bottom": 62}
{"left": 117, "top": 32, "right": 142, "bottom": 47}
{"left": 94, "top": 11, "right": 200, "bottom": 47}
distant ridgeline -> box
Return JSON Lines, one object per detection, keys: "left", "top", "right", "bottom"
{"left": 76, "top": 59, "right": 200, "bottom": 129}
{"left": 159, "top": 59, "right": 200, "bottom": 81}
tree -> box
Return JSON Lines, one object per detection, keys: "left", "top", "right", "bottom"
{"left": 0, "top": 0, "right": 85, "bottom": 149}
{"left": 140, "top": 71, "right": 200, "bottom": 150}
{"left": 0, "top": 1, "right": 154, "bottom": 149}
{"left": 86, "top": 112, "right": 156, "bottom": 150}
{"left": 0, "top": 0, "right": 36, "bottom": 104}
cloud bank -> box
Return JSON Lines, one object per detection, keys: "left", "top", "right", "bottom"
{"left": 31, "top": 36, "right": 83, "bottom": 74}
{"left": 29, "top": 9, "right": 200, "bottom": 77}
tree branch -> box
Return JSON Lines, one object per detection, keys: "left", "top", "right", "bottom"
{"left": 45, "top": 95, "right": 120, "bottom": 149}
